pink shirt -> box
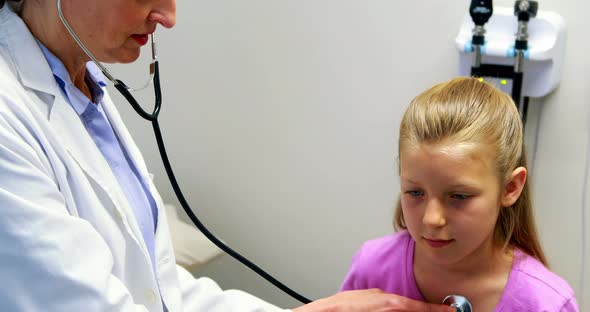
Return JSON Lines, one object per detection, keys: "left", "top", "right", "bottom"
{"left": 340, "top": 230, "right": 579, "bottom": 311}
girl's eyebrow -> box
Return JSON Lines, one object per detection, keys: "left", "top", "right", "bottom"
{"left": 448, "top": 182, "right": 479, "bottom": 189}
{"left": 400, "top": 178, "right": 419, "bottom": 184}
{"left": 401, "top": 179, "right": 479, "bottom": 189}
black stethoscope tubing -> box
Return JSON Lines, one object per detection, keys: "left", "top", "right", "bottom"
{"left": 117, "top": 63, "right": 312, "bottom": 304}
{"left": 56, "top": 0, "right": 311, "bottom": 304}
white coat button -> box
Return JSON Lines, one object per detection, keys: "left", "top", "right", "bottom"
{"left": 145, "top": 289, "right": 157, "bottom": 305}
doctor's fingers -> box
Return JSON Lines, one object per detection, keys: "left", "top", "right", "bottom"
{"left": 292, "top": 289, "right": 457, "bottom": 312}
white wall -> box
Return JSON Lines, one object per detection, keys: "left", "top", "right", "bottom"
{"left": 109, "top": 0, "right": 590, "bottom": 309}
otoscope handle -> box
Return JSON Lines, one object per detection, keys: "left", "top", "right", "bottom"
{"left": 513, "top": 0, "right": 538, "bottom": 54}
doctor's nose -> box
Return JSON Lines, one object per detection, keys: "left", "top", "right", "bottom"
{"left": 422, "top": 199, "right": 447, "bottom": 227}
{"left": 149, "top": 0, "right": 177, "bottom": 29}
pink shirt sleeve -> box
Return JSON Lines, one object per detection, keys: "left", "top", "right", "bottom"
{"left": 492, "top": 249, "right": 579, "bottom": 311}
{"left": 339, "top": 231, "right": 424, "bottom": 301}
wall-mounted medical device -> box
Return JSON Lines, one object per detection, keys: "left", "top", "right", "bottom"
{"left": 455, "top": 1, "right": 566, "bottom": 124}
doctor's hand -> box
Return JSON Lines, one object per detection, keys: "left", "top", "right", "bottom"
{"left": 292, "top": 289, "right": 456, "bottom": 312}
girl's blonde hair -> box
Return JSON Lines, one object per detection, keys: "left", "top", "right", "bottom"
{"left": 394, "top": 77, "right": 547, "bottom": 266}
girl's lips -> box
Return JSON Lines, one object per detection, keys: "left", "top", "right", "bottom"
{"left": 131, "top": 34, "right": 149, "bottom": 46}
{"left": 424, "top": 237, "right": 454, "bottom": 248}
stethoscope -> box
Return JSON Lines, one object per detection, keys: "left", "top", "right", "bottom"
{"left": 55, "top": 0, "right": 310, "bottom": 304}
{"left": 444, "top": 295, "right": 473, "bottom": 312}
{"left": 56, "top": 1, "right": 473, "bottom": 310}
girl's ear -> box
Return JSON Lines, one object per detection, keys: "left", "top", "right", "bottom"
{"left": 501, "top": 167, "right": 527, "bottom": 207}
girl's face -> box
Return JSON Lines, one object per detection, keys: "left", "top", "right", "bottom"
{"left": 400, "top": 141, "right": 506, "bottom": 267}
{"left": 58, "top": 0, "right": 176, "bottom": 63}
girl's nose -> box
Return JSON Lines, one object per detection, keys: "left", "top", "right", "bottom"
{"left": 422, "top": 199, "right": 447, "bottom": 227}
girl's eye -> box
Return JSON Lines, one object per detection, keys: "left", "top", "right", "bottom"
{"left": 405, "top": 190, "right": 424, "bottom": 197}
{"left": 451, "top": 194, "right": 471, "bottom": 200}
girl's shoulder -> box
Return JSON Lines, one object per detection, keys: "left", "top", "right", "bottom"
{"left": 346, "top": 230, "right": 414, "bottom": 284}
{"left": 340, "top": 230, "right": 420, "bottom": 296}
{"left": 355, "top": 230, "right": 413, "bottom": 262}
{"left": 498, "top": 249, "right": 579, "bottom": 311}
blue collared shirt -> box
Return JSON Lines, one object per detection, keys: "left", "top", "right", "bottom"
{"left": 37, "top": 42, "right": 159, "bottom": 273}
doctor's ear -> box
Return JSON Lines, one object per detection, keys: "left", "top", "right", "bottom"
{"left": 501, "top": 167, "right": 527, "bottom": 207}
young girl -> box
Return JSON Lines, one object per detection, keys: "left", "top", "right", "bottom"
{"left": 340, "top": 77, "right": 579, "bottom": 311}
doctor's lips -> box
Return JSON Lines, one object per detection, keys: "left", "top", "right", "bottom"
{"left": 423, "top": 237, "right": 454, "bottom": 248}
{"left": 131, "top": 34, "right": 150, "bottom": 46}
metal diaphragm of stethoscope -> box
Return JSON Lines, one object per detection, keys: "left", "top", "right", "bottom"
{"left": 56, "top": 0, "right": 310, "bottom": 304}
{"left": 443, "top": 295, "right": 473, "bottom": 312}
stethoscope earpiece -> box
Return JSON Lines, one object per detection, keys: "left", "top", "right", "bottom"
{"left": 442, "top": 295, "right": 473, "bottom": 312}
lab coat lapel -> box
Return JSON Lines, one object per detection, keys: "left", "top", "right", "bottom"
{"left": 1, "top": 6, "right": 54, "bottom": 97}
{"left": 49, "top": 97, "right": 123, "bottom": 211}
{"left": 3, "top": 6, "right": 150, "bottom": 258}
{"left": 4, "top": 7, "right": 115, "bottom": 194}
{"left": 49, "top": 98, "right": 151, "bottom": 260}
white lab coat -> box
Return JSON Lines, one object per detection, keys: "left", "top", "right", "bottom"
{"left": 0, "top": 4, "right": 289, "bottom": 312}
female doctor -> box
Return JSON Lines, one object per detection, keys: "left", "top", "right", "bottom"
{"left": 0, "top": 0, "right": 455, "bottom": 311}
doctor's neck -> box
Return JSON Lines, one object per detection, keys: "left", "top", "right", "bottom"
{"left": 20, "top": 2, "right": 93, "bottom": 99}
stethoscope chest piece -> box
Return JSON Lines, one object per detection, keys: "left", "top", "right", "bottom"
{"left": 442, "top": 295, "right": 473, "bottom": 312}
